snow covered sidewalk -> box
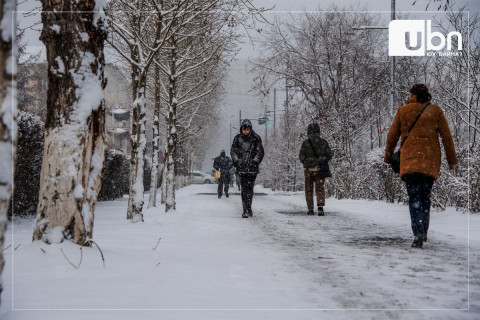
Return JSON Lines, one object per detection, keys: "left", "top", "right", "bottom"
{"left": 1, "top": 184, "right": 479, "bottom": 319}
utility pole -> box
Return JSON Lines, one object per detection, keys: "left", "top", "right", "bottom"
{"left": 265, "top": 121, "right": 267, "bottom": 146}
{"left": 273, "top": 88, "right": 276, "bottom": 133}
{"left": 391, "top": 0, "right": 396, "bottom": 117}
{"left": 285, "top": 77, "right": 289, "bottom": 114}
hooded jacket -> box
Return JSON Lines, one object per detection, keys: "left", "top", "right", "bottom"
{"left": 213, "top": 154, "right": 233, "bottom": 179}
{"left": 299, "top": 123, "right": 332, "bottom": 169}
{"left": 230, "top": 119, "right": 265, "bottom": 174}
{"left": 384, "top": 96, "right": 457, "bottom": 180}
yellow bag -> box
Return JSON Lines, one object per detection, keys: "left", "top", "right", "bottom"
{"left": 215, "top": 171, "right": 221, "bottom": 179}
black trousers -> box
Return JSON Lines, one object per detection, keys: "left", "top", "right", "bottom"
{"left": 239, "top": 173, "right": 257, "bottom": 212}
{"left": 403, "top": 173, "right": 435, "bottom": 237}
{"left": 217, "top": 175, "right": 230, "bottom": 196}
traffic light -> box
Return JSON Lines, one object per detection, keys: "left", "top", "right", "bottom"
{"left": 258, "top": 117, "right": 269, "bottom": 125}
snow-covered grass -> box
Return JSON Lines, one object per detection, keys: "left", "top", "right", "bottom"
{"left": 1, "top": 184, "right": 479, "bottom": 319}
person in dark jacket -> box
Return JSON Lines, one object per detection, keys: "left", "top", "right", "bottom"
{"left": 385, "top": 84, "right": 457, "bottom": 248}
{"left": 213, "top": 150, "right": 233, "bottom": 198}
{"left": 230, "top": 119, "right": 264, "bottom": 218}
{"left": 299, "top": 123, "right": 332, "bottom": 216}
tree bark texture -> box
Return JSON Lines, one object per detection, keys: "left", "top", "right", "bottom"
{"left": 32, "top": 0, "right": 107, "bottom": 245}
{"left": 165, "top": 35, "right": 178, "bottom": 212}
{"left": 0, "top": 0, "right": 17, "bottom": 305}
{"left": 148, "top": 62, "right": 161, "bottom": 208}
{"left": 126, "top": 86, "right": 146, "bottom": 222}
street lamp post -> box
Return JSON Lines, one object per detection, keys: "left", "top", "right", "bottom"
{"left": 230, "top": 124, "right": 238, "bottom": 146}
{"left": 352, "top": 0, "right": 396, "bottom": 117}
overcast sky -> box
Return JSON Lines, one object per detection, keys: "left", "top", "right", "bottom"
{"left": 256, "top": 0, "right": 479, "bottom": 12}
{"left": 18, "top": 0, "right": 480, "bottom": 53}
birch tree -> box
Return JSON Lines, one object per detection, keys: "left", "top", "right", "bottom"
{"left": 147, "top": 59, "right": 161, "bottom": 208}
{"left": 158, "top": 0, "right": 262, "bottom": 212}
{"left": 107, "top": 0, "right": 184, "bottom": 221}
{"left": 32, "top": 0, "right": 108, "bottom": 245}
{"left": 0, "top": 0, "right": 16, "bottom": 304}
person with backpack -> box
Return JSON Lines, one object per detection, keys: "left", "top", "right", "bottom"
{"left": 384, "top": 84, "right": 458, "bottom": 248}
{"left": 213, "top": 150, "right": 233, "bottom": 198}
{"left": 231, "top": 119, "right": 264, "bottom": 218}
{"left": 299, "top": 123, "right": 332, "bottom": 216}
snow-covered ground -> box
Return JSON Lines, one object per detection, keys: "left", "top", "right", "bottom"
{"left": 1, "top": 184, "right": 479, "bottom": 320}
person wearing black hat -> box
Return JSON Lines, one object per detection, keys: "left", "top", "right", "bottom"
{"left": 213, "top": 150, "right": 233, "bottom": 198}
{"left": 230, "top": 119, "right": 264, "bottom": 218}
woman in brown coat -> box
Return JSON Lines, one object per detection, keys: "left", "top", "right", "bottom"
{"left": 384, "top": 84, "right": 458, "bottom": 248}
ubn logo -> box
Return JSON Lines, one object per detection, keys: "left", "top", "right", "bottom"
{"left": 389, "top": 20, "right": 462, "bottom": 56}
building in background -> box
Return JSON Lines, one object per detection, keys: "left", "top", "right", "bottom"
{"left": 104, "top": 64, "right": 131, "bottom": 155}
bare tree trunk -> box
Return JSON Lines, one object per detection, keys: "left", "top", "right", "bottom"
{"left": 148, "top": 62, "right": 161, "bottom": 208}
{"left": 32, "top": 0, "right": 107, "bottom": 245}
{"left": 126, "top": 85, "right": 146, "bottom": 222}
{"left": 161, "top": 158, "right": 167, "bottom": 204}
{"left": 165, "top": 35, "right": 178, "bottom": 212}
{"left": 0, "top": 0, "right": 17, "bottom": 304}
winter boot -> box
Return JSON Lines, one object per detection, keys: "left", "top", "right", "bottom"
{"left": 317, "top": 206, "right": 324, "bottom": 216}
{"left": 411, "top": 236, "right": 423, "bottom": 248}
{"left": 423, "top": 234, "right": 428, "bottom": 242}
{"left": 307, "top": 210, "right": 314, "bottom": 215}
{"left": 218, "top": 194, "right": 222, "bottom": 199}
{"left": 242, "top": 210, "right": 249, "bottom": 218}
{"left": 248, "top": 208, "right": 253, "bottom": 217}
{"left": 226, "top": 192, "right": 229, "bottom": 198}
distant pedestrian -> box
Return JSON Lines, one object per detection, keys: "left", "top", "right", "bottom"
{"left": 231, "top": 119, "right": 264, "bottom": 218}
{"left": 299, "top": 123, "right": 332, "bottom": 216}
{"left": 213, "top": 150, "right": 233, "bottom": 198}
{"left": 384, "top": 84, "right": 458, "bottom": 248}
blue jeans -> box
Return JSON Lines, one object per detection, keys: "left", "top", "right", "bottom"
{"left": 404, "top": 173, "right": 434, "bottom": 237}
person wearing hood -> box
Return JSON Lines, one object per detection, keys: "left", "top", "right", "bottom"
{"left": 299, "top": 122, "right": 332, "bottom": 216}
{"left": 230, "top": 119, "right": 264, "bottom": 218}
{"left": 384, "top": 84, "right": 457, "bottom": 248}
{"left": 213, "top": 150, "right": 233, "bottom": 198}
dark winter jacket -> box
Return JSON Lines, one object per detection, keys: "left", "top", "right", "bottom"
{"left": 299, "top": 123, "right": 332, "bottom": 169}
{"left": 230, "top": 119, "right": 265, "bottom": 174}
{"left": 213, "top": 155, "right": 233, "bottom": 179}
{"left": 384, "top": 96, "right": 457, "bottom": 180}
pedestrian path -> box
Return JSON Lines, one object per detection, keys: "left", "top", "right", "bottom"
{"left": 1, "top": 184, "right": 478, "bottom": 320}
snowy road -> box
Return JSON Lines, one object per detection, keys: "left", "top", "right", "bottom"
{"left": 1, "top": 184, "right": 479, "bottom": 320}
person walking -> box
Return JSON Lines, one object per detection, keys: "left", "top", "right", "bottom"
{"left": 231, "top": 119, "right": 264, "bottom": 218}
{"left": 299, "top": 123, "right": 332, "bottom": 216}
{"left": 384, "top": 84, "right": 458, "bottom": 248}
{"left": 213, "top": 150, "right": 233, "bottom": 198}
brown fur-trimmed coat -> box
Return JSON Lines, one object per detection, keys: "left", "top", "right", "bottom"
{"left": 384, "top": 96, "right": 458, "bottom": 180}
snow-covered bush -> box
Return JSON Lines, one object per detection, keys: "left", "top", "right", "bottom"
{"left": 143, "top": 156, "right": 152, "bottom": 192}
{"left": 98, "top": 151, "right": 158, "bottom": 201}
{"left": 98, "top": 149, "right": 129, "bottom": 201}
{"left": 325, "top": 151, "right": 406, "bottom": 204}
{"left": 8, "top": 112, "right": 44, "bottom": 218}
{"left": 257, "top": 110, "right": 305, "bottom": 192}
{"left": 432, "top": 147, "right": 476, "bottom": 212}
